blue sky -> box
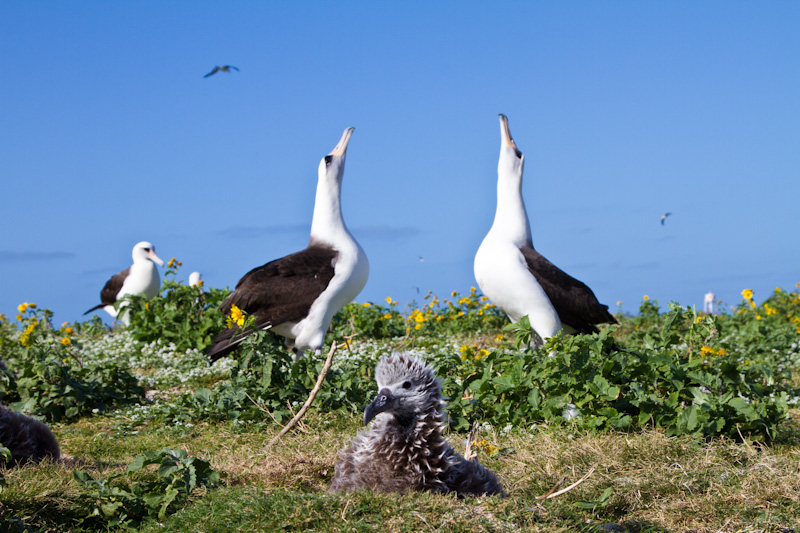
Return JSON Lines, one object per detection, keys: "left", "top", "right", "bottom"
{"left": 2, "top": 2, "right": 799, "bottom": 326}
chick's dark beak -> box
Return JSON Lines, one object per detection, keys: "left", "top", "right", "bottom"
{"left": 363, "top": 388, "right": 396, "bottom": 425}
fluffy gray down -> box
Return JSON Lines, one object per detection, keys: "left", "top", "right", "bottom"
{"left": 0, "top": 405, "right": 61, "bottom": 466}
{"left": 330, "top": 352, "right": 504, "bottom": 497}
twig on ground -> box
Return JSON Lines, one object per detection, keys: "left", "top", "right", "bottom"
{"left": 536, "top": 465, "right": 597, "bottom": 500}
{"left": 267, "top": 341, "right": 338, "bottom": 447}
{"left": 464, "top": 422, "right": 480, "bottom": 461}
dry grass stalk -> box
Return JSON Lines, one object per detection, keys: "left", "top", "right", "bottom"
{"left": 463, "top": 422, "right": 480, "bottom": 461}
{"left": 267, "top": 341, "right": 338, "bottom": 447}
{"left": 536, "top": 465, "right": 596, "bottom": 500}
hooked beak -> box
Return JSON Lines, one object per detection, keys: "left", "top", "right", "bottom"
{"left": 363, "top": 387, "right": 396, "bottom": 425}
{"left": 329, "top": 127, "right": 355, "bottom": 156}
{"left": 498, "top": 114, "right": 521, "bottom": 156}
{"left": 148, "top": 249, "right": 165, "bottom": 267}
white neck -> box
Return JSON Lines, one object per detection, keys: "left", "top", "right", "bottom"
{"left": 489, "top": 169, "right": 533, "bottom": 248}
{"left": 309, "top": 158, "right": 354, "bottom": 247}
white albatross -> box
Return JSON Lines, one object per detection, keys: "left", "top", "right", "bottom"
{"left": 474, "top": 114, "right": 616, "bottom": 345}
{"left": 207, "top": 127, "right": 369, "bottom": 361}
{"left": 84, "top": 241, "right": 165, "bottom": 325}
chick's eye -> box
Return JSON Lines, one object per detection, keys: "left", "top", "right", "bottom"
{"left": 402, "top": 381, "right": 412, "bottom": 390}
{"left": 144, "top": 248, "right": 150, "bottom": 252}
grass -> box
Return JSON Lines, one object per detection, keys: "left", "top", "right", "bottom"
{"left": 2, "top": 407, "right": 800, "bottom": 531}
{"left": 2, "top": 288, "right": 800, "bottom": 531}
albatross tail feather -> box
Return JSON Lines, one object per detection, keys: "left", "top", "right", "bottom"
{"left": 83, "top": 304, "right": 105, "bottom": 315}
{"left": 207, "top": 327, "right": 254, "bottom": 362}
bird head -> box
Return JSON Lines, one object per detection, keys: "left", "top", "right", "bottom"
{"left": 497, "top": 114, "right": 524, "bottom": 180}
{"left": 318, "top": 127, "right": 354, "bottom": 187}
{"left": 132, "top": 241, "right": 164, "bottom": 267}
{"left": 363, "top": 352, "right": 443, "bottom": 426}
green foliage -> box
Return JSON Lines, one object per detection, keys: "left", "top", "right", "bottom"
{"left": 126, "top": 263, "right": 229, "bottom": 352}
{"left": 330, "top": 288, "right": 509, "bottom": 343}
{"left": 0, "top": 444, "right": 11, "bottom": 492}
{"left": 146, "top": 327, "right": 376, "bottom": 425}
{"left": 73, "top": 448, "right": 219, "bottom": 529}
{"left": 0, "top": 305, "right": 144, "bottom": 422}
{"left": 437, "top": 302, "right": 796, "bottom": 440}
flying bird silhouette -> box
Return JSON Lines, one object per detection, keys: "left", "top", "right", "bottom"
{"left": 203, "top": 65, "right": 239, "bottom": 78}
{"left": 661, "top": 212, "right": 672, "bottom": 226}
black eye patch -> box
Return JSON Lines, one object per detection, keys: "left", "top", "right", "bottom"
{"left": 324, "top": 155, "right": 333, "bottom": 166}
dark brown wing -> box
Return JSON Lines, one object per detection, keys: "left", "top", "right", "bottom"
{"left": 520, "top": 246, "right": 616, "bottom": 334}
{"left": 84, "top": 268, "right": 130, "bottom": 315}
{"left": 208, "top": 245, "right": 338, "bottom": 361}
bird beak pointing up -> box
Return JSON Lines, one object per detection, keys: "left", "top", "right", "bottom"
{"left": 329, "top": 127, "right": 355, "bottom": 156}
{"left": 148, "top": 249, "right": 165, "bottom": 267}
{"left": 363, "top": 387, "right": 396, "bottom": 425}
{"left": 498, "top": 114, "right": 518, "bottom": 150}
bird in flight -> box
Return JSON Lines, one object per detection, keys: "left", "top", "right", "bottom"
{"left": 204, "top": 65, "right": 239, "bottom": 78}
{"left": 660, "top": 212, "right": 672, "bottom": 226}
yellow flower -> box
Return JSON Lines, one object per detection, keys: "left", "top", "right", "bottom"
{"left": 478, "top": 348, "right": 490, "bottom": 359}
{"left": 459, "top": 345, "right": 469, "bottom": 353}
{"left": 227, "top": 304, "right": 246, "bottom": 328}
{"left": 361, "top": 302, "right": 371, "bottom": 307}
{"left": 470, "top": 286, "right": 476, "bottom": 293}
{"left": 62, "top": 321, "right": 69, "bottom": 327}
{"left": 60, "top": 337, "right": 71, "bottom": 346}
{"left": 197, "top": 280, "right": 204, "bottom": 287}
{"left": 0, "top": 313, "right": 5, "bottom": 322}
{"left": 756, "top": 315, "right": 762, "bottom": 320}
{"left": 700, "top": 346, "right": 713, "bottom": 357}
{"left": 643, "top": 295, "right": 649, "bottom": 301}
{"left": 457, "top": 311, "right": 464, "bottom": 317}
{"left": 742, "top": 289, "right": 753, "bottom": 300}
{"left": 776, "top": 287, "right": 782, "bottom": 293}
{"left": 382, "top": 313, "right": 392, "bottom": 320}
{"left": 145, "top": 302, "right": 149, "bottom": 310}
{"left": 495, "top": 334, "right": 504, "bottom": 342}
{"left": 451, "top": 291, "right": 458, "bottom": 297}
{"left": 616, "top": 301, "right": 622, "bottom": 306}
{"left": 414, "top": 323, "right": 422, "bottom": 330}
{"left": 750, "top": 301, "right": 756, "bottom": 309}
{"left": 15, "top": 314, "right": 22, "bottom": 321}
{"left": 480, "top": 296, "right": 488, "bottom": 302}
{"left": 435, "top": 316, "right": 443, "bottom": 322}
{"left": 20, "top": 334, "right": 30, "bottom": 347}
{"left": 168, "top": 257, "right": 177, "bottom": 268}
{"left": 716, "top": 348, "right": 727, "bottom": 356}
{"left": 17, "top": 303, "right": 28, "bottom": 313}
{"left": 385, "top": 296, "right": 393, "bottom": 304}
{"left": 28, "top": 303, "right": 36, "bottom": 309}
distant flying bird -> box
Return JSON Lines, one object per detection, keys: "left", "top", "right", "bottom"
{"left": 418, "top": 256, "right": 425, "bottom": 262}
{"left": 474, "top": 114, "right": 616, "bottom": 346}
{"left": 203, "top": 65, "right": 239, "bottom": 78}
{"left": 330, "top": 352, "right": 504, "bottom": 497}
{"left": 207, "top": 127, "right": 369, "bottom": 362}
{"left": 660, "top": 212, "right": 672, "bottom": 226}
{"left": 0, "top": 405, "right": 60, "bottom": 467}
{"left": 84, "top": 241, "right": 165, "bottom": 325}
